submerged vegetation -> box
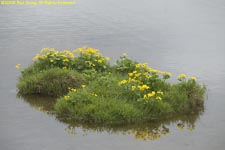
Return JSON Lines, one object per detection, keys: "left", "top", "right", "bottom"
{"left": 17, "top": 47, "right": 206, "bottom": 124}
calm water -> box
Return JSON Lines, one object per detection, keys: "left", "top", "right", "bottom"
{"left": 1, "top": 0, "right": 225, "bottom": 149}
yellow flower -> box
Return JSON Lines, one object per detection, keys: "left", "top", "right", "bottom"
{"left": 143, "top": 94, "right": 148, "bottom": 99}
{"left": 156, "top": 96, "right": 162, "bottom": 101}
{"left": 64, "top": 95, "right": 70, "bottom": 100}
{"left": 50, "top": 59, "right": 54, "bottom": 63}
{"left": 81, "top": 85, "right": 86, "bottom": 88}
{"left": 128, "top": 73, "right": 133, "bottom": 77}
{"left": 92, "top": 93, "right": 98, "bottom": 97}
{"left": 178, "top": 73, "right": 186, "bottom": 79}
{"left": 119, "top": 80, "right": 127, "bottom": 85}
{"left": 135, "top": 64, "right": 141, "bottom": 68}
{"left": 131, "top": 86, "right": 136, "bottom": 91}
{"left": 63, "top": 58, "right": 69, "bottom": 62}
{"left": 138, "top": 85, "right": 150, "bottom": 91}
{"left": 15, "top": 64, "right": 21, "bottom": 69}
{"left": 157, "top": 91, "right": 164, "bottom": 95}
{"left": 62, "top": 66, "right": 67, "bottom": 70}
{"left": 147, "top": 91, "right": 155, "bottom": 97}
{"left": 68, "top": 87, "right": 76, "bottom": 92}
{"left": 105, "top": 57, "right": 110, "bottom": 61}
{"left": 166, "top": 72, "right": 171, "bottom": 77}
{"left": 190, "top": 76, "right": 197, "bottom": 81}
{"left": 122, "top": 53, "right": 127, "bottom": 56}
{"left": 97, "top": 59, "right": 103, "bottom": 63}
{"left": 141, "top": 63, "right": 147, "bottom": 68}
{"left": 135, "top": 73, "right": 141, "bottom": 77}
{"left": 146, "top": 75, "right": 151, "bottom": 79}
{"left": 32, "top": 54, "right": 40, "bottom": 61}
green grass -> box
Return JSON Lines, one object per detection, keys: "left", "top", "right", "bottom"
{"left": 17, "top": 67, "right": 87, "bottom": 97}
{"left": 17, "top": 47, "right": 206, "bottom": 124}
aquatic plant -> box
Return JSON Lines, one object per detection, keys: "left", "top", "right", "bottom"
{"left": 17, "top": 46, "right": 206, "bottom": 124}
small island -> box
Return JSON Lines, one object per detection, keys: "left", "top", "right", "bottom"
{"left": 17, "top": 47, "right": 205, "bottom": 124}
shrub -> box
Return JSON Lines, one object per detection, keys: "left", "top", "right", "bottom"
{"left": 113, "top": 53, "right": 138, "bottom": 74}
{"left": 31, "top": 47, "right": 110, "bottom": 72}
{"left": 17, "top": 68, "right": 87, "bottom": 97}
{"left": 72, "top": 46, "right": 110, "bottom": 72}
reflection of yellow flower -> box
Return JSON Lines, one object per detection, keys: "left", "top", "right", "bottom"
{"left": 177, "top": 123, "right": 184, "bottom": 130}
{"left": 15, "top": 64, "right": 21, "bottom": 69}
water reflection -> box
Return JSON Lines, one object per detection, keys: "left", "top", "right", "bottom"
{"left": 20, "top": 95, "right": 203, "bottom": 141}
{"left": 17, "top": 95, "right": 56, "bottom": 115}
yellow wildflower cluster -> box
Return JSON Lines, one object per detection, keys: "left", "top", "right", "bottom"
{"left": 68, "top": 87, "right": 77, "bottom": 93}
{"left": 143, "top": 91, "right": 163, "bottom": 101}
{"left": 91, "top": 93, "right": 98, "bottom": 97}
{"left": 118, "top": 62, "right": 170, "bottom": 102}
{"left": 33, "top": 48, "right": 76, "bottom": 62}
{"left": 73, "top": 46, "right": 110, "bottom": 71}
{"left": 135, "top": 63, "right": 171, "bottom": 77}
{"left": 138, "top": 85, "right": 150, "bottom": 91}
{"left": 178, "top": 74, "right": 197, "bottom": 81}
{"left": 118, "top": 80, "right": 128, "bottom": 86}
{"left": 31, "top": 47, "right": 110, "bottom": 72}
{"left": 73, "top": 46, "right": 102, "bottom": 56}
{"left": 64, "top": 95, "right": 70, "bottom": 100}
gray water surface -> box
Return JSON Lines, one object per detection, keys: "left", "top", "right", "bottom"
{"left": 1, "top": 0, "right": 225, "bottom": 149}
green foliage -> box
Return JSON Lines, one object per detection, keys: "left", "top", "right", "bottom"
{"left": 17, "top": 47, "right": 206, "bottom": 124}
{"left": 32, "top": 47, "right": 110, "bottom": 72}
{"left": 113, "top": 53, "right": 138, "bottom": 74}
{"left": 17, "top": 68, "right": 87, "bottom": 97}
{"left": 72, "top": 47, "right": 110, "bottom": 72}
{"left": 55, "top": 89, "right": 142, "bottom": 123}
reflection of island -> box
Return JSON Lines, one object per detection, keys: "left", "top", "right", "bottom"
{"left": 60, "top": 113, "right": 201, "bottom": 141}
{"left": 19, "top": 95, "right": 204, "bottom": 141}
{"left": 17, "top": 95, "right": 56, "bottom": 115}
